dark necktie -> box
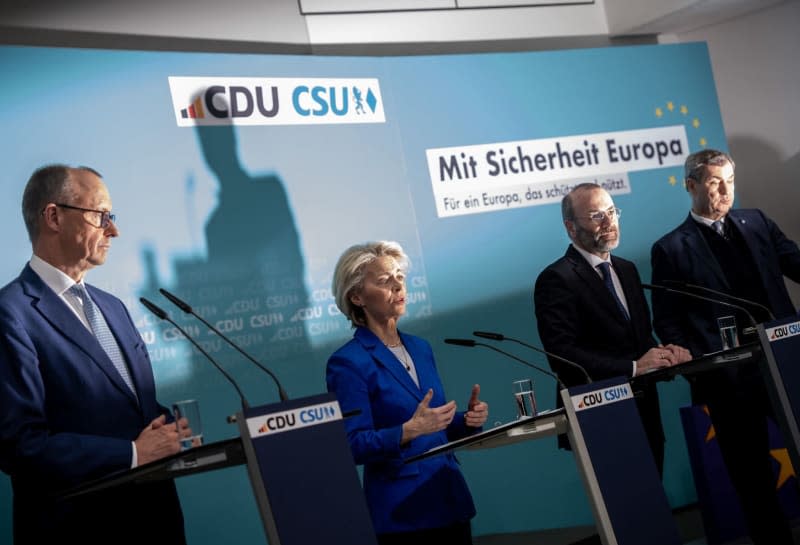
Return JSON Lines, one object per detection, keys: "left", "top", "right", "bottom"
{"left": 69, "top": 284, "right": 137, "bottom": 396}
{"left": 712, "top": 220, "right": 725, "bottom": 236}
{"left": 597, "top": 262, "right": 630, "bottom": 321}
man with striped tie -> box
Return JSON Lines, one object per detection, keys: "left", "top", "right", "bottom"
{"left": 0, "top": 165, "right": 188, "bottom": 544}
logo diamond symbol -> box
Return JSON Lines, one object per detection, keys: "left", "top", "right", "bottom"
{"left": 366, "top": 89, "right": 377, "bottom": 113}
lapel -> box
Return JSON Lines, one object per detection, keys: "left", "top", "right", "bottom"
{"left": 566, "top": 246, "right": 629, "bottom": 325}
{"left": 20, "top": 266, "right": 139, "bottom": 407}
{"left": 727, "top": 210, "right": 768, "bottom": 271}
{"left": 677, "top": 214, "right": 729, "bottom": 288}
{"left": 354, "top": 327, "right": 424, "bottom": 401}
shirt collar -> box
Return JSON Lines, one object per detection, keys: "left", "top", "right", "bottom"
{"left": 29, "top": 254, "right": 83, "bottom": 296}
{"left": 571, "top": 242, "right": 611, "bottom": 270}
{"left": 690, "top": 210, "right": 726, "bottom": 228}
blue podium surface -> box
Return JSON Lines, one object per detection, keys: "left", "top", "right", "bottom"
{"left": 408, "top": 377, "right": 681, "bottom": 545}
{"left": 238, "top": 392, "right": 377, "bottom": 545}
{"left": 61, "top": 393, "right": 376, "bottom": 545}
{"left": 563, "top": 377, "right": 681, "bottom": 545}
{"left": 759, "top": 317, "right": 800, "bottom": 474}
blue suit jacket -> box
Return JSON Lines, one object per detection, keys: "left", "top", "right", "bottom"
{"left": 0, "top": 265, "right": 184, "bottom": 543}
{"left": 326, "top": 327, "right": 477, "bottom": 534}
{"left": 651, "top": 209, "right": 800, "bottom": 358}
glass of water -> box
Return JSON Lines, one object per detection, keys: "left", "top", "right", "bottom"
{"left": 717, "top": 315, "right": 739, "bottom": 350}
{"left": 172, "top": 399, "right": 204, "bottom": 451}
{"left": 512, "top": 378, "right": 536, "bottom": 419}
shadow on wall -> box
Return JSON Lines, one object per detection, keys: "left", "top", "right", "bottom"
{"left": 138, "top": 110, "right": 314, "bottom": 405}
{"left": 728, "top": 136, "right": 800, "bottom": 308}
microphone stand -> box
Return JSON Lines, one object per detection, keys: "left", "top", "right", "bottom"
{"left": 444, "top": 338, "right": 566, "bottom": 390}
{"left": 159, "top": 288, "right": 290, "bottom": 402}
{"left": 140, "top": 297, "right": 250, "bottom": 411}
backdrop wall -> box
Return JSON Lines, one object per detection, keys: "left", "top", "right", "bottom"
{"left": 0, "top": 41, "right": 726, "bottom": 542}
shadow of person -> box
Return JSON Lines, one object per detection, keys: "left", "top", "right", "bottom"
{"left": 140, "top": 95, "right": 312, "bottom": 407}
{"left": 729, "top": 136, "right": 800, "bottom": 307}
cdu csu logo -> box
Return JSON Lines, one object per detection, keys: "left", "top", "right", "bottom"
{"left": 768, "top": 321, "right": 800, "bottom": 342}
{"left": 249, "top": 401, "right": 341, "bottom": 437}
{"left": 169, "top": 76, "right": 385, "bottom": 126}
{"left": 574, "top": 384, "right": 631, "bottom": 411}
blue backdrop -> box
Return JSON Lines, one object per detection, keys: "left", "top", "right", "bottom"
{"left": 0, "top": 42, "right": 726, "bottom": 542}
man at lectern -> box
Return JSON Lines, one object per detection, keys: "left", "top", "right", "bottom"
{"left": 0, "top": 165, "right": 188, "bottom": 544}
{"left": 534, "top": 183, "right": 690, "bottom": 475}
{"left": 326, "top": 241, "right": 489, "bottom": 545}
{"left": 651, "top": 148, "right": 800, "bottom": 545}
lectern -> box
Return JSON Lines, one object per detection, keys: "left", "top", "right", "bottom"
{"left": 758, "top": 316, "right": 800, "bottom": 474}
{"left": 409, "top": 377, "right": 682, "bottom": 545}
{"left": 61, "top": 393, "right": 377, "bottom": 545}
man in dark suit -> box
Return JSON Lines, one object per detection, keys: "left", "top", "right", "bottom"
{"left": 534, "top": 183, "right": 690, "bottom": 474}
{"left": 0, "top": 165, "right": 188, "bottom": 544}
{"left": 651, "top": 148, "right": 800, "bottom": 545}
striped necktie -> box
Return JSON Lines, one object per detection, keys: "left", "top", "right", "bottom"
{"left": 69, "top": 284, "right": 137, "bottom": 396}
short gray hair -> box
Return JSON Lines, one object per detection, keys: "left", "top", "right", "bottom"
{"left": 21, "top": 164, "right": 101, "bottom": 242}
{"left": 332, "top": 241, "right": 410, "bottom": 327}
{"left": 561, "top": 182, "right": 601, "bottom": 222}
{"left": 684, "top": 149, "right": 734, "bottom": 184}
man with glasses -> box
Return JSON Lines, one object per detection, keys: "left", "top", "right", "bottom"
{"left": 651, "top": 149, "right": 800, "bottom": 545}
{"left": 534, "top": 183, "right": 690, "bottom": 476}
{"left": 0, "top": 165, "right": 187, "bottom": 544}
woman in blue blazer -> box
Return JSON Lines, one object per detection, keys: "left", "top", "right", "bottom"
{"left": 326, "top": 241, "right": 489, "bottom": 545}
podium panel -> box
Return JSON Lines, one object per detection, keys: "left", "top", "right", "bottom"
{"left": 61, "top": 393, "right": 376, "bottom": 545}
{"left": 563, "top": 377, "right": 681, "bottom": 545}
{"left": 759, "top": 317, "right": 800, "bottom": 474}
{"left": 238, "top": 392, "right": 377, "bottom": 545}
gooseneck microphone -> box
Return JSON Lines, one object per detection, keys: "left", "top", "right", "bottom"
{"left": 159, "top": 288, "right": 289, "bottom": 402}
{"left": 444, "top": 338, "right": 566, "bottom": 390}
{"left": 641, "top": 283, "right": 759, "bottom": 334}
{"left": 140, "top": 297, "right": 250, "bottom": 409}
{"left": 473, "top": 331, "right": 593, "bottom": 385}
{"left": 663, "top": 280, "right": 775, "bottom": 321}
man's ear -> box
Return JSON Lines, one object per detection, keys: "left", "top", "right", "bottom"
{"left": 564, "top": 219, "right": 576, "bottom": 239}
{"left": 41, "top": 204, "right": 61, "bottom": 232}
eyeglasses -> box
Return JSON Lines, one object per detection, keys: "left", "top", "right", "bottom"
{"left": 585, "top": 207, "right": 621, "bottom": 224}
{"left": 54, "top": 203, "right": 117, "bottom": 229}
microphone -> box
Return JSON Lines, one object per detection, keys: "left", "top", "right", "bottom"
{"left": 140, "top": 297, "right": 250, "bottom": 409}
{"left": 662, "top": 280, "right": 775, "bottom": 321}
{"left": 159, "top": 288, "right": 289, "bottom": 402}
{"left": 641, "top": 283, "right": 759, "bottom": 334}
{"left": 444, "top": 338, "right": 566, "bottom": 390}
{"left": 473, "top": 331, "right": 592, "bottom": 385}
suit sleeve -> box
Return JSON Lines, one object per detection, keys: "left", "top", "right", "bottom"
{"left": 650, "top": 240, "right": 694, "bottom": 352}
{"left": 326, "top": 353, "right": 404, "bottom": 465}
{"left": 762, "top": 210, "right": 800, "bottom": 284}
{"left": 534, "top": 266, "right": 636, "bottom": 381}
{"left": 0, "top": 306, "right": 132, "bottom": 489}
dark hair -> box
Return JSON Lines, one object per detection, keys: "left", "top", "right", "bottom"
{"left": 684, "top": 149, "right": 734, "bottom": 184}
{"left": 21, "top": 164, "right": 101, "bottom": 242}
{"left": 561, "top": 182, "right": 601, "bottom": 222}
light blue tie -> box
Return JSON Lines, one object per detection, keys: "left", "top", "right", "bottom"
{"left": 712, "top": 220, "right": 725, "bottom": 236}
{"left": 597, "top": 262, "right": 630, "bottom": 321}
{"left": 69, "top": 284, "right": 137, "bottom": 396}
